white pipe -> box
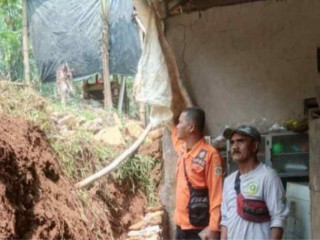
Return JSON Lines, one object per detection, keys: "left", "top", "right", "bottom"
{"left": 75, "top": 122, "right": 153, "bottom": 188}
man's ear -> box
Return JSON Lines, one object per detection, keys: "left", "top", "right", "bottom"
{"left": 253, "top": 141, "right": 259, "bottom": 152}
{"left": 189, "top": 123, "right": 196, "bottom": 133}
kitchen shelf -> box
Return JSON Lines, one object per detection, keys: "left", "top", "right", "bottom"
{"left": 278, "top": 172, "right": 309, "bottom": 178}
{"left": 272, "top": 152, "right": 309, "bottom": 156}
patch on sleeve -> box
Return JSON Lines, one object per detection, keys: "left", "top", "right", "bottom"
{"left": 192, "top": 149, "right": 207, "bottom": 167}
{"left": 214, "top": 166, "right": 222, "bottom": 176}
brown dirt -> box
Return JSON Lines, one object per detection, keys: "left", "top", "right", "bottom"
{"left": 0, "top": 114, "right": 113, "bottom": 239}
{"left": 95, "top": 181, "right": 147, "bottom": 240}
{"left": 138, "top": 139, "right": 162, "bottom": 160}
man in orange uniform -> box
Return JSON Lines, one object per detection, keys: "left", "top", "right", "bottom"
{"left": 172, "top": 107, "right": 223, "bottom": 240}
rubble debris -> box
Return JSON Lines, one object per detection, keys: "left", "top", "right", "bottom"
{"left": 127, "top": 208, "right": 164, "bottom": 240}
{"left": 126, "top": 122, "right": 144, "bottom": 139}
{"left": 94, "top": 126, "right": 125, "bottom": 146}
{"left": 147, "top": 128, "right": 164, "bottom": 141}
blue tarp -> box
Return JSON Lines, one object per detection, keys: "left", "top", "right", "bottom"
{"left": 28, "top": 0, "right": 141, "bottom": 82}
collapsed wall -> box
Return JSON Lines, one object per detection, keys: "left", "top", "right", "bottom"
{"left": 0, "top": 114, "right": 113, "bottom": 239}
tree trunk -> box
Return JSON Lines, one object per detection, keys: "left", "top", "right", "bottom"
{"left": 101, "top": 0, "right": 112, "bottom": 109}
{"left": 22, "top": 0, "right": 30, "bottom": 85}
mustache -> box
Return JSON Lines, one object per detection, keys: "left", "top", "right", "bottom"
{"left": 232, "top": 150, "right": 241, "bottom": 154}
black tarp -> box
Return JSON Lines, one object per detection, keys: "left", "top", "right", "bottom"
{"left": 28, "top": 0, "right": 141, "bottom": 82}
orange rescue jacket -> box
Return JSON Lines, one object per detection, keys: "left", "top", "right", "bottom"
{"left": 172, "top": 127, "right": 224, "bottom": 231}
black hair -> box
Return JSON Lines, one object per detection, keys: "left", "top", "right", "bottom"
{"left": 183, "top": 107, "right": 205, "bottom": 133}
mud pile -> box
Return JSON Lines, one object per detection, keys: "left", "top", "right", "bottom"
{"left": 0, "top": 114, "right": 113, "bottom": 239}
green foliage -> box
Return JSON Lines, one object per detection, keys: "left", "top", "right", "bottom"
{"left": 114, "top": 154, "right": 159, "bottom": 204}
{"left": 36, "top": 81, "right": 85, "bottom": 101}
{"left": 0, "top": 0, "right": 22, "bottom": 80}
{"left": 95, "top": 145, "right": 119, "bottom": 162}
{"left": 0, "top": 81, "right": 49, "bottom": 124}
{"left": 51, "top": 130, "right": 95, "bottom": 180}
{"left": 0, "top": 0, "right": 38, "bottom": 81}
{"left": 35, "top": 82, "right": 56, "bottom": 100}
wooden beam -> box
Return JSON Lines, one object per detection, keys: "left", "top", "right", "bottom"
{"left": 169, "top": 0, "right": 188, "bottom": 16}
{"left": 169, "top": 0, "right": 265, "bottom": 15}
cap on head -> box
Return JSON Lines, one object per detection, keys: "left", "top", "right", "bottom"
{"left": 223, "top": 125, "right": 261, "bottom": 142}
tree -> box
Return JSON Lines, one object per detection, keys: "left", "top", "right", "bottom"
{"left": 0, "top": 0, "right": 23, "bottom": 80}
{"left": 0, "top": 0, "right": 36, "bottom": 82}
{"left": 101, "top": 0, "right": 113, "bottom": 109}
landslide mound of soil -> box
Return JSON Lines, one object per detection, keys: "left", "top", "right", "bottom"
{"left": 0, "top": 114, "right": 112, "bottom": 239}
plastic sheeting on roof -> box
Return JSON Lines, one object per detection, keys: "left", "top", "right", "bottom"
{"left": 28, "top": 0, "right": 141, "bottom": 82}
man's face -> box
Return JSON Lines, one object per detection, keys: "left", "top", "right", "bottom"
{"left": 177, "top": 112, "right": 193, "bottom": 140}
{"left": 230, "top": 133, "right": 258, "bottom": 163}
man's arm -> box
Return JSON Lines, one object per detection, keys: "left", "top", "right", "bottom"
{"left": 220, "top": 225, "right": 228, "bottom": 240}
{"left": 220, "top": 177, "right": 229, "bottom": 240}
{"left": 200, "top": 227, "right": 220, "bottom": 240}
{"left": 270, "top": 227, "right": 283, "bottom": 240}
{"left": 171, "top": 126, "right": 182, "bottom": 153}
{"left": 264, "top": 174, "right": 289, "bottom": 240}
{"left": 205, "top": 151, "right": 224, "bottom": 235}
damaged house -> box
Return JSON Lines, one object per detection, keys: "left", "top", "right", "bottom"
{"left": 22, "top": 0, "right": 320, "bottom": 238}
{"left": 143, "top": 0, "right": 320, "bottom": 238}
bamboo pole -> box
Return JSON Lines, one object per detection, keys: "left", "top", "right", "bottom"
{"left": 75, "top": 122, "right": 153, "bottom": 188}
{"left": 101, "top": 0, "right": 113, "bottom": 109}
{"left": 22, "top": 0, "right": 31, "bottom": 86}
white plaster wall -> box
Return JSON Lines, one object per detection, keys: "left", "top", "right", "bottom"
{"left": 166, "top": 0, "right": 320, "bottom": 136}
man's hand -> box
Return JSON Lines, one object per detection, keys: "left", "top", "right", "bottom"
{"left": 220, "top": 226, "right": 227, "bottom": 240}
{"left": 199, "top": 227, "right": 220, "bottom": 240}
{"left": 270, "top": 227, "right": 283, "bottom": 240}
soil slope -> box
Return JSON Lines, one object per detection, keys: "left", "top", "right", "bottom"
{"left": 0, "top": 114, "right": 112, "bottom": 239}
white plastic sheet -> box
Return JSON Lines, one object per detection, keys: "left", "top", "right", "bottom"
{"left": 134, "top": 10, "right": 173, "bottom": 127}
